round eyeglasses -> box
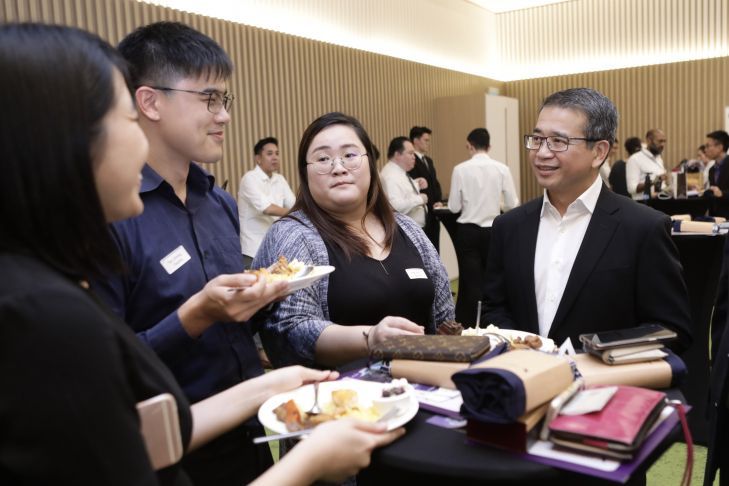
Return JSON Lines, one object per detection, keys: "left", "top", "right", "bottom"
{"left": 148, "top": 86, "right": 235, "bottom": 114}
{"left": 306, "top": 152, "right": 367, "bottom": 175}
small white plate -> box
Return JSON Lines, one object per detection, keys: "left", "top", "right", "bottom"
{"left": 258, "top": 378, "right": 419, "bottom": 434}
{"left": 286, "top": 265, "right": 335, "bottom": 293}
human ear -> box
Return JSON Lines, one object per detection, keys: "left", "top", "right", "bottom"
{"left": 135, "top": 87, "right": 161, "bottom": 122}
{"left": 591, "top": 140, "right": 611, "bottom": 168}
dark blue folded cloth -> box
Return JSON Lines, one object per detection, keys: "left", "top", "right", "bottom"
{"left": 663, "top": 348, "right": 687, "bottom": 387}
{"left": 452, "top": 343, "right": 525, "bottom": 424}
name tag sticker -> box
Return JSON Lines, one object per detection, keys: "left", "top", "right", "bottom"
{"left": 405, "top": 268, "right": 427, "bottom": 279}
{"left": 160, "top": 245, "right": 191, "bottom": 275}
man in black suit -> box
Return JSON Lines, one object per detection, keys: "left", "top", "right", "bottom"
{"left": 483, "top": 88, "right": 691, "bottom": 350}
{"left": 409, "top": 126, "right": 443, "bottom": 251}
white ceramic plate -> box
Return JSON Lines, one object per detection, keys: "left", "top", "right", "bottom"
{"left": 258, "top": 378, "right": 419, "bottom": 434}
{"left": 462, "top": 326, "right": 556, "bottom": 353}
{"left": 286, "top": 265, "right": 335, "bottom": 293}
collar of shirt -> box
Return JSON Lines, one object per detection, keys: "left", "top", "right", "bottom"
{"left": 140, "top": 163, "right": 215, "bottom": 195}
{"left": 387, "top": 160, "right": 409, "bottom": 175}
{"left": 252, "top": 164, "right": 275, "bottom": 181}
{"left": 640, "top": 148, "right": 663, "bottom": 164}
{"left": 415, "top": 151, "right": 426, "bottom": 160}
{"left": 541, "top": 174, "right": 602, "bottom": 220}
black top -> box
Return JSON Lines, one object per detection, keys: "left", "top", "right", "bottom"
{"left": 409, "top": 154, "right": 443, "bottom": 209}
{"left": 608, "top": 160, "right": 630, "bottom": 197}
{"left": 0, "top": 253, "right": 193, "bottom": 486}
{"left": 326, "top": 226, "right": 435, "bottom": 326}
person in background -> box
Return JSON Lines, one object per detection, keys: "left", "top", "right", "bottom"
{"left": 608, "top": 136, "right": 640, "bottom": 197}
{"left": 90, "top": 21, "right": 285, "bottom": 485}
{"left": 0, "top": 22, "right": 403, "bottom": 486}
{"left": 626, "top": 128, "right": 668, "bottom": 199}
{"left": 705, "top": 236, "right": 729, "bottom": 486}
{"left": 448, "top": 128, "right": 518, "bottom": 326}
{"left": 704, "top": 130, "right": 729, "bottom": 198}
{"left": 254, "top": 112, "right": 454, "bottom": 368}
{"left": 483, "top": 88, "right": 691, "bottom": 351}
{"left": 238, "top": 137, "right": 296, "bottom": 269}
{"left": 380, "top": 136, "right": 428, "bottom": 228}
{"left": 408, "top": 126, "right": 444, "bottom": 251}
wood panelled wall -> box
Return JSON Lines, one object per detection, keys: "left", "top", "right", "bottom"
{"left": 505, "top": 56, "right": 729, "bottom": 200}
{"left": 0, "top": 0, "right": 503, "bottom": 200}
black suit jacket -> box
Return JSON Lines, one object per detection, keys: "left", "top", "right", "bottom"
{"left": 708, "top": 155, "right": 729, "bottom": 194}
{"left": 705, "top": 237, "right": 729, "bottom": 485}
{"left": 483, "top": 185, "right": 692, "bottom": 350}
{"left": 408, "top": 154, "right": 442, "bottom": 209}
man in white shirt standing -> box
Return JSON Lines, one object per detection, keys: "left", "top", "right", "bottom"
{"left": 238, "top": 137, "right": 295, "bottom": 268}
{"left": 483, "top": 88, "right": 691, "bottom": 351}
{"left": 380, "top": 136, "right": 428, "bottom": 227}
{"left": 448, "top": 128, "right": 519, "bottom": 326}
{"left": 626, "top": 129, "right": 668, "bottom": 199}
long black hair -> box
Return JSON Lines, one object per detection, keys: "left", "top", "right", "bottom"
{"left": 0, "top": 23, "right": 131, "bottom": 278}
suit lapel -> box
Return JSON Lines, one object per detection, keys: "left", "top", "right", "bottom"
{"left": 550, "top": 187, "right": 620, "bottom": 335}
{"left": 517, "top": 199, "right": 542, "bottom": 334}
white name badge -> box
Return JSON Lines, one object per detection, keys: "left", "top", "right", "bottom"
{"left": 160, "top": 245, "right": 191, "bottom": 275}
{"left": 405, "top": 268, "right": 427, "bottom": 279}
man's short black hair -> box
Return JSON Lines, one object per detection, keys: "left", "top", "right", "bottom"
{"left": 467, "top": 128, "right": 490, "bottom": 150}
{"left": 409, "top": 126, "right": 432, "bottom": 142}
{"left": 707, "top": 130, "right": 729, "bottom": 152}
{"left": 254, "top": 137, "right": 278, "bottom": 155}
{"left": 118, "top": 21, "right": 233, "bottom": 87}
{"left": 624, "top": 137, "right": 642, "bottom": 155}
{"left": 387, "top": 136, "right": 410, "bottom": 159}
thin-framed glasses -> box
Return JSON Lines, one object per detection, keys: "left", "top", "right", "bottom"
{"left": 148, "top": 86, "right": 235, "bottom": 114}
{"left": 306, "top": 152, "right": 367, "bottom": 175}
{"left": 524, "top": 134, "right": 602, "bottom": 152}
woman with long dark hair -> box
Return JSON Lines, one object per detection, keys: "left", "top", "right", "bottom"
{"left": 255, "top": 113, "right": 455, "bottom": 368}
{"left": 0, "top": 24, "right": 402, "bottom": 485}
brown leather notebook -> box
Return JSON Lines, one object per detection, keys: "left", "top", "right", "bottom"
{"left": 370, "top": 335, "right": 491, "bottom": 362}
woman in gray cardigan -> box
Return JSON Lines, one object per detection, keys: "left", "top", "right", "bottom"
{"left": 254, "top": 113, "right": 454, "bottom": 368}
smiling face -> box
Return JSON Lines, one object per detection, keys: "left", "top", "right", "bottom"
{"left": 530, "top": 106, "right": 608, "bottom": 208}
{"left": 93, "top": 69, "right": 149, "bottom": 222}
{"left": 305, "top": 124, "right": 371, "bottom": 218}
{"left": 155, "top": 75, "right": 231, "bottom": 165}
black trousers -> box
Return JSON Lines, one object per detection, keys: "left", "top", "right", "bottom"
{"left": 423, "top": 211, "right": 441, "bottom": 253}
{"left": 454, "top": 223, "right": 491, "bottom": 327}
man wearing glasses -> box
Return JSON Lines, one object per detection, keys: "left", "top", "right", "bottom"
{"left": 91, "top": 22, "right": 287, "bottom": 485}
{"left": 483, "top": 88, "right": 691, "bottom": 351}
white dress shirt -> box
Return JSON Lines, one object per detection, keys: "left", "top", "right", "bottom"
{"left": 380, "top": 161, "right": 426, "bottom": 226}
{"left": 534, "top": 175, "right": 603, "bottom": 337}
{"left": 626, "top": 149, "right": 666, "bottom": 199}
{"left": 448, "top": 153, "right": 519, "bottom": 227}
{"left": 238, "top": 165, "right": 296, "bottom": 257}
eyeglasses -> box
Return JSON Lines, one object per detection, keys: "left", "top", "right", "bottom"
{"left": 148, "top": 86, "right": 235, "bottom": 114}
{"left": 524, "top": 134, "right": 602, "bottom": 152}
{"left": 306, "top": 152, "right": 367, "bottom": 174}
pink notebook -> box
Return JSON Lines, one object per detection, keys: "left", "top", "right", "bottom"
{"left": 548, "top": 386, "right": 666, "bottom": 455}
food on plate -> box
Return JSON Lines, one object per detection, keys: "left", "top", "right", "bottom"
{"left": 273, "top": 388, "right": 380, "bottom": 432}
{"left": 247, "top": 256, "right": 305, "bottom": 283}
{"left": 510, "top": 334, "right": 543, "bottom": 350}
{"left": 381, "top": 378, "right": 409, "bottom": 397}
{"left": 462, "top": 324, "right": 555, "bottom": 352}
{"left": 437, "top": 319, "right": 464, "bottom": 336}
